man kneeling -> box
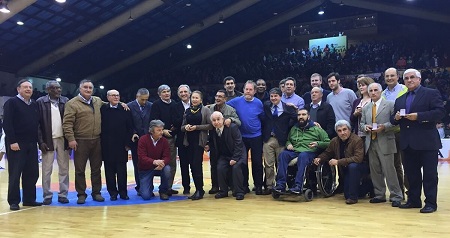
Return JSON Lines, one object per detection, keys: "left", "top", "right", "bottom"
{"left": 209, "top": 111, "right": 246, "bottom": 200}
{"left": 274, "top": 108, "right": 330, "bottom": 194}
{"left": 138, "top": 120, "right": 171, "bottom": 200}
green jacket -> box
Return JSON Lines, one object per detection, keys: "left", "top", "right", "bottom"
{"left": 286, "top": 120, "right": 330, "bottom": 153}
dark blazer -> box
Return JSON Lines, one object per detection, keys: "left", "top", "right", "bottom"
{"left": 101, "top": 103, "right": 134, "bottom": 162}
{"left": 209, "top": 123, "right": 246, "bottom": 163}
{"left": 37, "top": 95, "right": 69, "bottom": 151}
{"left": 172, "top": 101, "right": 188, "bottom": 147}
{"left": 391, "top": 86, "right": 445, "bottom": 150}
{"left": 305, "top": 101, "right": 336, "bottom": 139}
{"left": 303, "top": 88, "right": 331, "bottom": 106}
{"left": 127, "top": 100, "right": 153, "bottom": 137}
{"left": 261, "top": 101, "right": 297, "bottom": 146}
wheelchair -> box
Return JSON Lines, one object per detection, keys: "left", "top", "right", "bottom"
{"left": 272, "top": 157, "right": 338, "bottom": 201}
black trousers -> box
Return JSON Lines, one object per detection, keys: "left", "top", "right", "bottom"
{"left": 130, "top": 142, "right": 140, "bottom": 191}
{"left": 178, "top": 145, "right": 191, "bottom": 190}
{"left": 209, "top": 146, "right": 219, "bottom": 188}
{"left": 403, "top": 147, "right": 438, "bottom": 209}
{"left": 7, "top": 142, "right": 39, "bottom": 205}
{"left": 186, "top": 144, "right": 204, "bottom": 191}
{"left": 104, "top": 154, "right": 128, "bottom": 197}
{"left": 242, "top": 136, "right": 263, "bottom": 188}
{"left": 218, "top": 158, "right": 244, "bottom": 195}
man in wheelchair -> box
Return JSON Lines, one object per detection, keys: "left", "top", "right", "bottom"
{"left": 313, "top": 120, "right": 369, "bottom": 205}
{"left": 273, "top": 108, "right": 330, "bottom": 194}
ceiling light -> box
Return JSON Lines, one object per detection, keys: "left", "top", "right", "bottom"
{"left": 186, "top": 44, "right": 192, "bottom": 49}
{"left": 339, "top": 1, "right": 344, "bottom": 6}
{"left": 17, "top": 21, "right": 24, "bottom": 25}
{"left": 0, "top": 1, "right": 10, "bottom": 13}
{"left": 318, "top": 7, "right": 324, "bottom": 15}
{"left": 99, "top": 85, "right": 105, "bottom": 90}
{"left": 218, "top": 15, "right": 224, "bottom": 24}
{"left": 56, "top": 77, "right": 62, "bottom": 82}
{"left": 55, "top": 0, "right": 66, "bottom": 3}
{"left": 186, "top": 3, "right": 191, "bottom": 7}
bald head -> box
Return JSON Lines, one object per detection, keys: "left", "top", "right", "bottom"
{"left": 384, "top": 67, "right": 399, "bottom": 89}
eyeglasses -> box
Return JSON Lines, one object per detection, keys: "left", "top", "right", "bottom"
{"left": 108, "top": 94, "right": 120, "bottom": 97}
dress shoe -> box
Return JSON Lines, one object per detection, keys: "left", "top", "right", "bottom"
{"left": 43, "top": 198, "right": 52, "bottom": 205}
{"left": 92, "top": 194, "right": 105, "bottom": 202}
{"left": 391, "top": 201, "right": 401, "bottom": 207}
{"left": 120, "top": 195, "right": 130, "bottom": 200}
{"left": 168, "top": 189, "right": 179, "bottom": 195}
{"left": 255, "top": 187, "right": 264, "bottom": 195}
{"left": 23, "top": 201, "right": 43, "bottom": 206}
{"left": 58, "top": 197, "right": 69, "bottom": 204}
{"left": 189, "top": 190, "right": 205, "bottom": 200}
{"left": 399, "top": 202, "right": 422, "bottom": 209}
{"left": 273, "top": 186, "right": 285, "bottom": 193}
{"left": 183, "top": 189, "right": 190, "bottom": 195}
{"left": 10, "top": 204, "right": 20, "bottom": 211}
{"left": 345, "top": 199, "right": 358, "bottom": 205}
{"left": 214, "top": 193, "right": 228, "bottom": 199}
{"left": 420, "top": 206, "right": 436, "bottom": 213}
{"left": 160, "top": 193, "right": 170, "bottom": 200}
{"left": 244, "top": 187, "right": 250, "bottom": 194}
{"left": 262, "top": 188, "right": 272, "bottom": 195}
{"left": 110, "top": 195, "right": 118, "bottom": 201}
{"left": 77, "top": 196, "right": 86, "bottom": 204}
{"left": 235, "top": 194, "right": 245, "bottom": 200}
{"left": 208, "top": 187, "right": 219, "bottom": 194}
{"left": 369, "top": 198, "right": 387, "bottom": 203}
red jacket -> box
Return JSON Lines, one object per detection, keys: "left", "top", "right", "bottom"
{"left": 137, "top": 134, "right": 170, "bottom": 171}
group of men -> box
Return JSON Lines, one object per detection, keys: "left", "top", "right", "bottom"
{"left": 3, "top": 66, "right": 443, "bottom": 213}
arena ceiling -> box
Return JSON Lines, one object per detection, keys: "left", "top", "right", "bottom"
{"left": 0, "top": 0, "right": 447, "bottom": 88}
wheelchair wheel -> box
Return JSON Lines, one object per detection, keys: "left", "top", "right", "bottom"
{"left": 304, "top": 189, "right": 313, "bottom": 202}
{"left": 316, "top": 163, "right": 338, "bottom": 197}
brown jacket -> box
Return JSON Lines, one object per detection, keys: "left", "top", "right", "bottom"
{"left": 37, "top": 95, "right": 69, "bottom": 150}
{"left": 63, "top": 95, "right": 103, "bottom": 141}
{"left": 317, "top": 133, "right": 364, "bottom": 167}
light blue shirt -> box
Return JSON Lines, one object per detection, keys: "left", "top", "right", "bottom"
{"left": 281, "top": 93, "right": 304, "bottom": 109}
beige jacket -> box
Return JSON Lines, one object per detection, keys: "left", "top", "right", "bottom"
{"left": 63, "top": 96, "right": 103, "bottom": 141}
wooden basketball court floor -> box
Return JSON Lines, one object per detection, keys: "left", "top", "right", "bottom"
{"left": 0, "top": 158, "right": 449, "bottom": 237}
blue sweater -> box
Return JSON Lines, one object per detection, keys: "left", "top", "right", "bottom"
{"left": 227, "top": 96, "right": 263, "bottom": 138}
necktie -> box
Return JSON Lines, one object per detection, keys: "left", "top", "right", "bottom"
{"left": 273, "top": 105, "right": 278, "bottom": 118}
{"left": 371, "top": 103, "right": 377, "bottom": 140}
{"left": 405, "top": 91, "right": 415, "bottom": 114}
{"left": 140, "top": 105, "right": 145, "bottom": 112}
{"left": 217, "top": 128, "right": 221, "bottom": 137}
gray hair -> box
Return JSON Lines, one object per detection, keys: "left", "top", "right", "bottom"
{"left": 403, "top": 68, "right": 421, "bottom": 79}
{"left": 178, "top": 84, "right": 191, "bottom": 94}
{"left": 244, "top": 80, "right": 257, "bottom": 90}
{"left": 368, "top": 83, "right": 382, "bottom": 91}
{"left": 136, "top": 88, "right": 149, "bottom": 96}
{"left": 311, "top": 86, "right": 323, "bottom": 94}
{"left": 45, "top": 80, "right": 60, "bottom": 89}
{"left": 158, "top": 84, "right": 171, "bottom": 95}
{"left": 79, "top": 79, "right": 93, "bottom": 87}
{"left": 335, "top": 120, "right": 351, "bottom": 131}
{"left": 210, "top": 111, "right": 224, "bottom": 121}
{"left": 149, "top": 120, "right": 165, "bottom": 132}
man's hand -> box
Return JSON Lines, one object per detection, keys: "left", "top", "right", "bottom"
{"left": 372, "top": 124, "right": 385, "bottom": 133}
{"left": 313, "top": 157, "right": 321, "bottom": 165}
{"left": 224, "top": 118, "right": 232, "bottom": 127}
{"left": 40, "top": 143, "right": 49, "bottom": 153}
{"left": 285, "top": 102, "right": 297, "bottom": 109}
{"left": 394, "top": 111, "right": 402, "bottom": 121}
{"left": 404, "top": 113, "right": 418, "bottom": 121}
{"left": 364, "top": 125, "right": 372, "bottom": 132}
{"left": 308, "top": 141, "right": 318, "bottom": 149}
{"left": 153, "top": 159, "right": 165, "bottom": 168}
{"left": 286, "top": 144, "right": 294, "bottom": 151}
{"left": 69, "top": 140, "right": 78, "bottom": 151}
{"left": 10, "top": 143, "right": 20, "bottom": 151}
{"left": 329, "top": 159, "right": 338, "bottom": 166}
{"left": 163, "top": 129, "right": 172, "bottom": 137}
{"left": 230, "top": 160, "right": 236, "bottom": 166}
{"left": 132, "top": 134, "right": 139, "bottom": 142}
{"left": 121, "top": 102, "right": 130, "bottom": 111}
{"left": 313, "top": 122, "right": 322, "bottom": 129}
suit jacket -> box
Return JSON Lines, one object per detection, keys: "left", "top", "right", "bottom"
{"left": 261, "top": 101, "right": 297, "bottom": 146}
{"left": 360, "top": 99, "right": 396, "bottom": 154}
{"left": 305, "top": 101, "right": 336, "bottom": 139}
{"left": 209, "top": 123, "right": 246, "bottom": 163}
{"left": 303, "top": 88, "right": 331, "bottom": 106}
{"left": 127, "top": 100, "right": 153, "bottom": 137}
{"left": 172, "top": 101, "right": 188, "bottom": 147}
{"left": 391, "top": 86, "right": 445, "bottom": 150}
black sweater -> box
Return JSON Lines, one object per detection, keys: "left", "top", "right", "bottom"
{"left": 3, "top": 96, "right": 39, "bottom": 144}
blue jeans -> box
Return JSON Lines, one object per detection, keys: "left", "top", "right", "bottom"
{"left": 276, "top": 150, "right": 316, "bottom": 189}
{"left": 343, "top": 163, "right": 368, "bottom": 200}
{"left": 139, "top": 165, "right": 171, "bottom": 200}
